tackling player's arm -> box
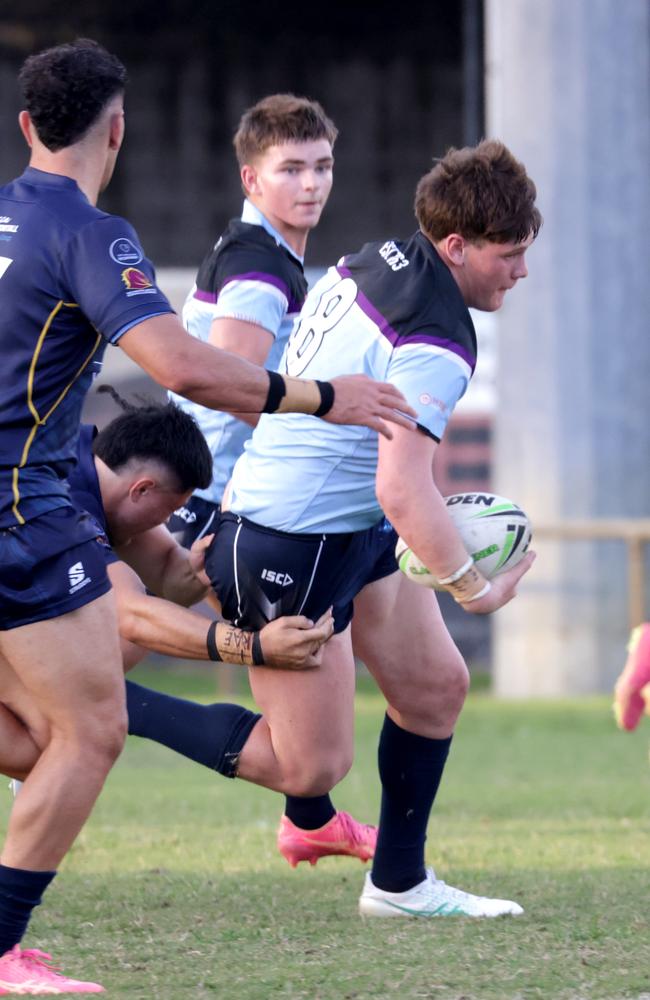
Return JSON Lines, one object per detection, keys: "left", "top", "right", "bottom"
{"left": 118, "top": 315, "right": 417, "bottom": 439}
{"left": 115, "top": 525, "right": 210, "bottom": 607}
{"left": 375, "top": 425, "right": 535, "bottom": 613}
{"left": 108, "top": 559, "right": 333, "bottom": 669}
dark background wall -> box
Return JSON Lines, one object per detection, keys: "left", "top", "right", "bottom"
{"left": 0, "top": 0, "right": 483, "bottom": 266}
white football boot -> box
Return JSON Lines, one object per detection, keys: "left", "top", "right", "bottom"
{"left": 359, "top": 867, "right": 523, "bottom": 918}
{"left": 8, "top": 779, "right": 23, "bottom": 797}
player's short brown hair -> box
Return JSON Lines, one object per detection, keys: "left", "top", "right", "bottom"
{"left": 233, "top": 94, "right": 338, "bottom": 166}
{"left": 415, "top": 139, "right": 542, "bottom": 245}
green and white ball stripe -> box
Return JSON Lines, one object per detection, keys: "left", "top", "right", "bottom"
{"left": 395, "top": 492, "right": 532, "bottom": 588}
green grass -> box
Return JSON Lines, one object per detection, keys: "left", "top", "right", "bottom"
{"left": 2, "top": 664, "right": 649, "bottom": 999}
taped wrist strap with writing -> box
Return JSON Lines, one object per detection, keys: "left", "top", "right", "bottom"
{"left": 206, "top": 621, "right": 265, "bottom": 666}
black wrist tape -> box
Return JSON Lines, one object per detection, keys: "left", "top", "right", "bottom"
{"left": 314, "top": 380, "right": 335, "bottom": 418}
{"left": 206, "top": 621, "right": 222, "bottom": 662}
{"left": 263, "top": 371, "right": 287, "bottom": 414}
{"left": 252, "top": 631, "right": 265, "bottom": 666}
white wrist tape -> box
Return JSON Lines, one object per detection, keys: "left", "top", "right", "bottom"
{"left": 437, "top": 557, "right": 474, "bottom": 586}
{"left": 459, "top": 581, "right": 492, "bottom": 604}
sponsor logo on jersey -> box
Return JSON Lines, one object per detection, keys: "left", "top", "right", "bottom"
{"left": 121, "top": 268, "right": 157, "bottom": 297}
{"left": 110, "top": 237, "right": 143, "bottom": 265}
{"left": 378, "top": 240, "right": 409, "bottom": 272}
{"left": 419, "top": 393, "right": 447, "bottom": 413}
{"left": 67, "top": 561, "right": 92, "bottom": 594}
{"left": 261, "top": 568, "right": 294, "bottom": 587}
{"left": 0, "top": 218, "right": 16, "bottom": 242}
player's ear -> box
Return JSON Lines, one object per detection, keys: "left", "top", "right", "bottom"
{"left": 241, "top": 163, "right": 259, "bottom": 196}
{"left": 445, "top": 234, "right": 466, "bottom": 267}
{"left": 18, "top": 110, "right": 34, "bottom": 148}
{"left": 129, "top": 478, "right": 155, "bottom": 502}
{"left": 108, "top": 109, "right": 125, "bottom": 151}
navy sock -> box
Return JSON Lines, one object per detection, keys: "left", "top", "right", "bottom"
{"left": 371, "top": 713, "right": 452, "bottom": 893}
{"left": 284, "top": 795, "right": 337, "bottom": 830}
{"left": 0, "top": 866, "right": 56, "bottom": 956}
{"left": 125, "top": 680, "right": 261, "bottom": 777}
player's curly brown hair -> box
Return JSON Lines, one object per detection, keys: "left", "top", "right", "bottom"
{"left": 415, "top": 140, "right": 542, "bottom": 245}
{"left": 233, "top": 94, "right": 338, "bottom": 166}
{"left": 19, "top": 38, "right": 126, "bottom": 152}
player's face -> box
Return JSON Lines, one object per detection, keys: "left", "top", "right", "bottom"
{"left": 243, "top": 139, "right": 334, "bottom": 252}
{"left": 112, "top": 482, "right": 193, "bottom": 544}
{"left": 461, "top": 236, "right": 533, "bottom": 311}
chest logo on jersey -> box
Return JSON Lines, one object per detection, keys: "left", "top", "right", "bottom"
{"left": 378, "top": 241, "right": 409, "bottom": 272}
{"left": 110, "top": 238, "right": 143, "bottom": 265}
{"left": 121, "top": 268, "right": 156, "bottom": 297}
{"left": 0, "top": 216, "right": 18, "bottom": 238}
{"left": 261, "top": 568, "right": 294, "bottom": 587}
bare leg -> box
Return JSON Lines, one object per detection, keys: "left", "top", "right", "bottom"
{"left": 237, "top": 628, "right": 356, "bottom": 795}
{"left": 0, "top": 591, "right": 127, "bottom": 870}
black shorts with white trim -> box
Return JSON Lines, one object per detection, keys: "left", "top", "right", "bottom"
{"left": 205, "top": 511, "right": 398, "bottom": 635}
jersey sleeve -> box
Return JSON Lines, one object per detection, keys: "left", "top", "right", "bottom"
{"left": 386, "top": 341, "right": 471, "bottom": 441}
{"left": 214, "top": 278, "right": 288, "bottom": 337}
{"left": 59, "top": 215, "right": 174, "bottom": 343}
{"left": 212, "top": 247, "right": 297, "bottom": 338}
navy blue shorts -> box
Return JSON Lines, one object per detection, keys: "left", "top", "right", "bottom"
{"left": 167, "top": 496, "right": 221, "bottom": 549}
{"left": 205, "top": 512, "right": 399, "bottom": 634}
{"left": 0, "top": 507, "right": 112, "bottom": 630}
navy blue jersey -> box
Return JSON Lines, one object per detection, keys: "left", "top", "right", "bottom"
{"left": 0, "top": 167, "right": 173, "bottom": 527}
{"left": 67, "top": 425, "right": 116, "bottom": 564}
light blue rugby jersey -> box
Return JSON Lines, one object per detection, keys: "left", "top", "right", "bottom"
{"left": 230, "top": 230, "right": 477, "bottom": 533}
{"left": 170, "top": 200, "right": 307, "bottom": 505}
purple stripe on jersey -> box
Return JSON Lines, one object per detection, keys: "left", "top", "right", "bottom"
{"left": 223, "top": 271, "right": 290, "bottom": 299}
{"left": 194, "top": 289, "right": 217, "bottom": 303}
{"left": 336, "top": 265, "right": 476, "bottom": 373}
{"left": 220, "top": 271, "right": 303, "bottom": 314}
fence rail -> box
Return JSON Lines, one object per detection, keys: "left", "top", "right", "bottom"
{"left": 533, "top": 520, "right": 650, "bottom": 630}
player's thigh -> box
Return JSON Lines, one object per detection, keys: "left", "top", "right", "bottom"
{"left": 0, "top": 652, "right": 51, "bottom": 750}
{"left": 248, "top": 627, "right": 356, "bottom": 767}
{"left": 0, "top": 591, "right": 126, "bottom": 738}
{"left": 352, "top": 572, "right": 468, "bottom": 720}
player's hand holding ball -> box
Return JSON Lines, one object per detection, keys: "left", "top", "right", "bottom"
{"left": 395, "top": 492, "right": 536, "bottom": 614}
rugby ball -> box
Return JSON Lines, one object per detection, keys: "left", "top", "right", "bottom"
{"left": 395, "top": 492, "right": 532, "bottom": 588}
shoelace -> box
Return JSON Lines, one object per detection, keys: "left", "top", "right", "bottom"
{"left": 13, "top": 948, "right": 62, "bottom": 976}
{"left": 338, "top": 812, "right": 375, "bottom": 845}
{"left": 425, "top": 877, "right": 486, "bottom": 903}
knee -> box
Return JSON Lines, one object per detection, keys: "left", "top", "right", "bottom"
{"left": 391, "top": 653, "right": 470, "bottom": 724}
{"left": 284, "top": 751, "right": 353, "bottom": 798}
{"left": 54, "top": 698, "right": 128, "bottom": 771}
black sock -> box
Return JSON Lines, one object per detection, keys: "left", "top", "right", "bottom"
{"left": 371, "top": 713, "right": 452, "bottom": 893}
{"left": 125, "top": 680, "right": 261, "bottom": 777}
{"left": 0, "top": 866, "right": 56, "bottom": 956}
{"left": 284, "top": 795, "right": 337, "bottom": 830}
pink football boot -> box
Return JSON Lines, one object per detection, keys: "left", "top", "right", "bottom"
{"left": 0, "top": 945, "right": 104, "bottom": 994}
{"left": 278, "top": 811, "right": 377, "bottom": 867}
{"left": 614, "top": 623, "right": 650, "bottom": 731}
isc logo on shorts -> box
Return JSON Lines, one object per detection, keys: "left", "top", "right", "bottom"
{"left": 261, "top": 568, "right": 294, "bottom": 587}
{"left": 174, "top": 506, "right": 197, "bottom": 524}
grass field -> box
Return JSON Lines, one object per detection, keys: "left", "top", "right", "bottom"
{"left": 2, "top": 664, "right": 649, "bottom": 1000}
